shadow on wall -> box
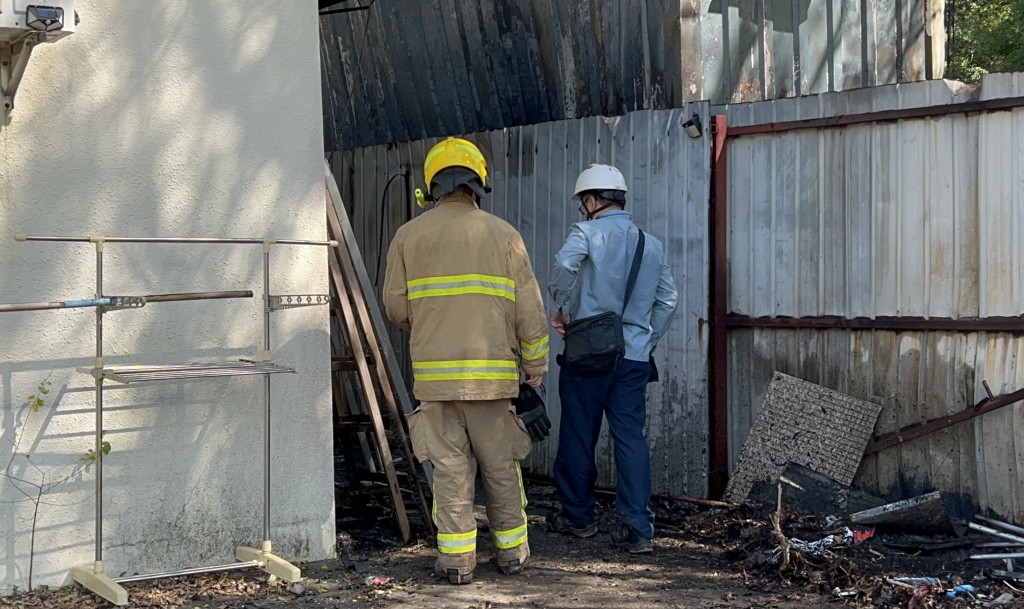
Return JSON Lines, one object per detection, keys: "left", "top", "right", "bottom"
{"left": 1, "top": 1, "right": 329, "bottom": 592}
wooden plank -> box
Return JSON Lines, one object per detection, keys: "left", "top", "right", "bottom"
{"left": 330, "top": 294, "right": 381, "bottom": 476}
{"left": 325, "top": 161, "right": 417, "bottom": 419}
{"left": 327, "top": 236, "right": 411, "bottom": 542}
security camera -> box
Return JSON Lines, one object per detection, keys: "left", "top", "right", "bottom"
{"left": 682, "top": 114, "right": 702, "bottom": 139}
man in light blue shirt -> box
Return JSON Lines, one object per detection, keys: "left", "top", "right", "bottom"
{"left": 547, "top": 164, "right": 678, "bottom": 554}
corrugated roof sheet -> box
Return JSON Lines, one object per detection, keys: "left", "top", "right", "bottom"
{"left": 320, "top": 0, "right": 944, "bottom": 149}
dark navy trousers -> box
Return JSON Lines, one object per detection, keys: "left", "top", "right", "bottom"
{"left": 553, "top": 358, "right": 654, "bottom": 539}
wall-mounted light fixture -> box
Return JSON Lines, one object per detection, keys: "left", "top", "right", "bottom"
{"left": 26, "top": 5, "right": 66, "bottom": 31}
{"left": 682, "top": 114, "right": 702, "bottom": 139}
{"left": 1, "top": 0, "right": 76, "bottom": 121}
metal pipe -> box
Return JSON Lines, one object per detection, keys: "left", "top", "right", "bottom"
{"left": 17, "top": 235, "right": 335, "bottom": 246}
{"left": 865, "top": 387, "right": 1024, "bottom": 454}
{"left": 143, "top": 291, "right": 253, "bottom": 303}
{"left": 0, "top": 291, "right": 253, "bottom": 314}
{"left": 977, "top": 516, "right": 1024, "bottom": 538}
{"left": 263, "top": 247, "right": 271, "bottom": 542}
{"left": 102, "top": 368, "right": 293, "bottom": 383}
{"left": 708, "top": 115, "right": 730, "bottom": 499}
{"left": 0, "top": 298, "right": 113, "bottom": 313}
{"left": 112, "top": 561, "right": 260, "bottom": 583}
{"left": 971, "top": 553, "right": 1024, "bottom": 560}
{"left": 94, "top": 244, "right": 104, "bottom": 563}
{"left": 969, "top": 522, "right": 1024, "bottom": 545}
{"left": 100, "top": 362, "right": 289, "bottom": 373}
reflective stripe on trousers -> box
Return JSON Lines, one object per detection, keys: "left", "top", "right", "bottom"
{"left": 492, "top": 461, "right": 528, "bottom": 549}
{"left": 437, "top": 530, "right": 477, "bottom": 555}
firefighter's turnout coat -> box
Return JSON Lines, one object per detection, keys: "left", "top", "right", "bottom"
{"left": 384, "top": 191, "right": 549, "bottom": 398}
{"left": 383, "top": 190, "right": 549, "bottom": 575}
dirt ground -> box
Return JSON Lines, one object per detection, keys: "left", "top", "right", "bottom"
{"left": 5, "top": 479, "right": 1024, "bottom": 609}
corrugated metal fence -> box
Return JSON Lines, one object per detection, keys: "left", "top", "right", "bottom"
{"left": 331, "top": 72, "right": 1024, "bottom": 521}
{"left": 320, "top": 0, "right": 943, "bottom": 149}
{"left": 723, "top": 74, "right": 1024, "bottom": 521}
{"left": 330, "top": 103, "right": 712, "bottom": 497}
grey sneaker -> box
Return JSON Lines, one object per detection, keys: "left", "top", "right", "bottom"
{"left": 546, "top": 511, "right": 598, "bottom": 538}
{"left": 610, "top": 523, "right": 653, "bottom": 554}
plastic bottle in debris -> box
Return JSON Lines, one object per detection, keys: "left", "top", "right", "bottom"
{"left": 946, "top": 584, "right": 975, "bottom": 599}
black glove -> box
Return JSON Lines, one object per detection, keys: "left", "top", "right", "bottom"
{"left": 512, "top": 383, "right": 551, "bottom": 443}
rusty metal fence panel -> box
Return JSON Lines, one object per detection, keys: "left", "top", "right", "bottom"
{"left": 330, "top": 104, "right": 712, "bottom": 497}
{"left": 724, "top": 75, "right": 1024, "bottom": 521}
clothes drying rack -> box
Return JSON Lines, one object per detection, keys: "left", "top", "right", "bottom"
{"left": 5, "top": 234, "right": 336, "bottom": 605}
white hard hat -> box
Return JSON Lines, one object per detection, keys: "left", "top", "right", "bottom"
{"left": 572, "top": 164, "right": 628, "bottom": 200}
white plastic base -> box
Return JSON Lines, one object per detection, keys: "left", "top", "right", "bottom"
{"left": 72, "top": 562, "right": 128, "bottom": 606}
{"left": 235, "top": 541, "right": 301, "bottom": 582}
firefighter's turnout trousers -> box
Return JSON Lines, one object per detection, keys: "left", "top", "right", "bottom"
{"left": 409, "top": 399, "right": 533, "bottom": 575}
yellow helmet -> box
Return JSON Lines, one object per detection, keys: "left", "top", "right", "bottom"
{"left": 423, "top": 137, "right": 488, "bottom": 195}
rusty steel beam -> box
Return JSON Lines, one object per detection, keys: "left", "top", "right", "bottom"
{"left": 865, "top": 387, "right": 1024, "bottom": 455}
{"left": 708, "top": 115, "right": 730, "bottom": 500}
{"left": 726, "top": 314, "right": 1024, "bottom": 333}
{"left": 727, "top": 96, "right": 1024, "bottom": 137}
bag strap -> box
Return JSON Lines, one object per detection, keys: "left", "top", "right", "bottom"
{"left": 622, "top": 230, "right": 645, "bottom": 314}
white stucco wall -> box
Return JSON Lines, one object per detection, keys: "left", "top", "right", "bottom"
{"left": 0, "top": 1, "right": 334, "bottom": 594}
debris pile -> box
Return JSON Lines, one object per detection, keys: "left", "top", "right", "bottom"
{"left": 718, "top": 373, "right": 1024, "bottom": 607}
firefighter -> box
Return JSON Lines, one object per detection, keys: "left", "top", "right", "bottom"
{"left": 383, "top": 137, "right": 550, "bottom": 584}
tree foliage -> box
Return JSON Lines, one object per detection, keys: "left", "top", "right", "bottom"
{"left": 946, "top": 0, "right": 1024, "bottom": 83}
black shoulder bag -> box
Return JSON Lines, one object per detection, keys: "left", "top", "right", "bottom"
{"left": 562, "top": 231, "right": 645, "bottom": 376}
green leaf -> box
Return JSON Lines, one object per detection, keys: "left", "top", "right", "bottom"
{"left": 101, "top": 442, "right": 111, "bottom": 456}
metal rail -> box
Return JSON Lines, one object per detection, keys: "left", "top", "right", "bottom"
{"left": 112, "top": 561, "right": 260, "bottom": 583}
{"left": 0, "top": 291, "right": 253, "bottom": 314}
{"left": 865, "top": 387, "right": 1024, "bottom": 454}
{"left": 0, "top": 297, "right": 114, "bottom": 313}
{"left": 10, "top": 234, "right": 332, "bottom": 604}
{"left": 79, "top": 362, "right": 295, "bottom": 384}
{"left": 17, "top": 235, "right": 336, "bottom": 246}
